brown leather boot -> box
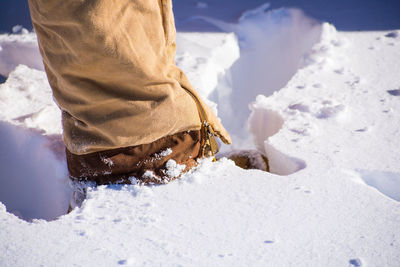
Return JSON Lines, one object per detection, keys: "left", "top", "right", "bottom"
{"left": 66, "top": 131, "right": 201, "bottom": 185}
{"left": 222, "top": 150, "right": 270, "bottom": 172}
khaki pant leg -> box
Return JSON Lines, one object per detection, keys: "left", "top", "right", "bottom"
{"left": 28, "top": 0, "right": 203, "bottom": 154}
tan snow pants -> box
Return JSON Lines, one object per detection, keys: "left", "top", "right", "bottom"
{"left": 28, "top": 0, "right": 231, "bottom": 182}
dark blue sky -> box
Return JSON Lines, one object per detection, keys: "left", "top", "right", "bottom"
{"left": 1, "top": 0, "right": 399, "bottom": 33}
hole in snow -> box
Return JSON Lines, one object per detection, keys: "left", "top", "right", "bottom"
{"left": 248, "top": 107, "right": 306, "bottom": 176}
{"left": 0, "top": 74, "right": 6, "bottom": 84}
{"left": 0, "top": 122, "right": 72, "bottom": 221}
{"left": 387, "top": 89, "right": 400, "bottom": 96}
{"left": 385, "top": 31, "right": 399, "bottom": 39}
{"left": 357, "top": 170, "right": 400, "bottom": 202}
{"left": 248, "top": 107, "right": 284, "bottom": 149}
{"left": 349, "top": 258, "right": 363, "bottom": 267}
{"left": 202, "top": 6, "right": 322, "bottom": 138}
{"left": 193, "top": 5, "right": 318, "bottom": 175}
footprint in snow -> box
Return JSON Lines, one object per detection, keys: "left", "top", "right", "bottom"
{"left": 288, "top": 103, "right": 310, "bottom": 113}
{"left": 316, "top": 104, "right": 346, "bottom": 119}
{"left": 387, "top": 89, "right": 400, "bottom": 96}
{"left": 355, "top": 127, "right": 369, "bottom": 132}
{"left": 118, "top": 260, "right": 127, "bottom": 265}
{"left": 313, "top": 83, "right": 323, "bottom": 88}
{"left": 356, "top": 170, "right": 400, "bottom": 202}
{"left": 294, "top": 187, "right": 311, "bottom": 194}
{"left": 334, "top": 68, "right": 345, "bottom": 74}
{"left": 349, "top": 258, "right": 362, "bottom": 267}
{"left": 385, "top": 31, "right": 399, "bottom": 38}
{"left": 248, "top": 108, "right": 307, "bottom": 176}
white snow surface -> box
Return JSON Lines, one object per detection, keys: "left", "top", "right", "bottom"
{"left": 1, "top": 3, "right": 400, "bottom": 267}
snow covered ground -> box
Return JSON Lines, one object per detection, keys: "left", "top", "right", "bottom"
{"left": 1, "top": 1, "right": 400, "bottom": 266}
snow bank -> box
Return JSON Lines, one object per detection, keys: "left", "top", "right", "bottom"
{"left": 0, "top": 64, "right": 61, "bottom": 135}
{"left": 0, "top": 29, "right": 44, "bottom": 77}
{"left": 176, "top": 32, "right": 240, "bottom": 100}
{"left": 0, "top": 41, "right": 68, "bottom": 221}
{"left": 1, "top": 2, "right": 400, "bottom": 266}
{"left": 0, "top": 6, "right": 323, "bottom": 149}
{"left": 195, "top": 5, "right": 322, "bottom": 145}
{"left": 0, "top": 121, "right": 71, "bottom": 221}
{"left": 0, "top": 6, "right": 332, "bottom": 223}
{"left": 246, "top": 23, "right": 346, "bottom": 174}
{"left": 357, "top": 170, "right": 400, "bottom": 202}
{"left": 248, "top": 105, "right": 306, "bottom": 175}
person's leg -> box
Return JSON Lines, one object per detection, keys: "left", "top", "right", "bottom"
{"left": 28, "top": 0, "right": 231, "bottom": 183}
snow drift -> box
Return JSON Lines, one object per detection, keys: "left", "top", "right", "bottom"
{"left": 0, "top": 121, "right": 71, "bottom": 221}
{"left": 1, "top": 2, "right": 400, "bottom": 266}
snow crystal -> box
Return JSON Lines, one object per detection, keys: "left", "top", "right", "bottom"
{"left": 164, "top": 159, "right": 186, "bottom": 179}
{"left": 11, "top": 25, "right": 28, "bottom": 34}
{"left": 157, "top": 148, "right": 172, "bottom": 158}
{"left": 128, "top": 176, "right": 139, "bottom": 185}
{"left": 101, "top": 156, "right": 114, "bottom": 167}
{"left": 0, "top": 202, "right": 6, "bottom": 212}
{"left": 142, "top": 170, "right": 160, "bottom": 181}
